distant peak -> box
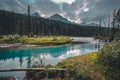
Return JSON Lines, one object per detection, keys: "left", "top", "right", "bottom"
{"left": 32, "top": 12, "right": 40, "bottom": 17}
{"left": 49, "top": 14, "right": 71, "bottom": 23}
{"left": 50, "top": 14, "right": 63, "bottom": 18}
{"left": 81, "top": 21, "right": 87, "bottom": 24}
{"left": 80, "top": 21, "right": 98, "bottom": 26}
{"left": 53, "top": 14, "right": 60, "bottom": 16}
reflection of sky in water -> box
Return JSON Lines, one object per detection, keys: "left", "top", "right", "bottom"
{"left": 0, "top": 42, "right": 103, "bottom": 78}
{"left": 0, "top": 43, "right": 100, "bottom": 68}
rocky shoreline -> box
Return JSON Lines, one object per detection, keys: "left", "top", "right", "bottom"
{"left": 0, "top": 43, "right": 38, "bottom": 48}
{"left": 0, "top": 43, "right": 69, "bottom": 49}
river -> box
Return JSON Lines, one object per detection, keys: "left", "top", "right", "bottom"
{"left": 0, "top": 39, "right": 104, "bottom": 79}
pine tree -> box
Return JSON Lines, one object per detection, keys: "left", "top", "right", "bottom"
{"left": 108, "top": 14, "right": 111, "bottom": 36}
{"left": 27, "top": 5, "right": 33, "bottom": 37}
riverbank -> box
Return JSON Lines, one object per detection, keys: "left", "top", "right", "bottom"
{"left": 28, "top": 51, "right": 115, "bottom": 80}
{"left": 0, "top": 35, "right": 71, "bottom": 48}
{"left": 27, "top": 52, "right": 109, "bottom": 80}
{"left": 56, "top": 52, "right": 110, "bottom": 80}
{"left": 0, "top": 43, "right": 38, "bottom": 48}
{"left": 55, "top": 40, "right": 120, "bottom": 80}
{"left": 0, "top": 43, "right": 71, "bottom": 49}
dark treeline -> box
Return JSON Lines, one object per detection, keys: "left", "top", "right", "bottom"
{"left": 0, "top": 9, "right": 108, "bottom": 37}
{"left": 110, "top": 9, "right": 120, "bottom": 41}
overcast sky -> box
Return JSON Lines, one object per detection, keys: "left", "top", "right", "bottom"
{"left": 0, "top": 0, "right": 120, "bottom": 24}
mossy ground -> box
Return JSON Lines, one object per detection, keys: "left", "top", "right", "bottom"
{"left": 56, "top": 52, "right": 111, "bottom": 80}
{"left": 28, "top": 52, "right": 112, "bottom": 80}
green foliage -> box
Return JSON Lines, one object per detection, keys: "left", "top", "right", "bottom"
{"left": 27, "top": 53, "right": 100, "bottom": 80}
{"left": 114, "top": 32, "right": 120, "bottom": 40}
{"left": 27, "top": 65, "right": 65, "bottom": 79}
{"left": 18, "top": 36, "right": 71, "bottom": 45}
{"left": 98, "top": 40, "right": 120, "bottom": 80}
{"left": 56, "top": 52, "right": 108, "bottom": 80}
{"left": 0, "top": 34, "right": 20, "bottom": 43}
{"left": 27, "top": 70, "right": 62, "bottom": 79}
{"left": 0, "top": 35, "right": 71, "bottom": 45}
{"left": 98, "top": 40, "right": 120, "bottom": 68}
{"left": 7, "top": 34, "right": 20, "bottom": 42}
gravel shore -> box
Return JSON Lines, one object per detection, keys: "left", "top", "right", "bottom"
{"left": 0, "top": 43, "right": 38, "bottom": 48}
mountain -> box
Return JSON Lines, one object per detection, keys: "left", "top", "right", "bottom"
{"left": 32, "top": 12, "right": 40, "bottom": 17}
{"left": 88, "top": 23, "right": 98, "bottom": 26}
{"left": 49, "top": 14, "right": 71, "bottom": 23}
{"left": 80, "top": 21, "right": 98, "bottom": 26}
{"left": 49, "top": 14, "right": 98, "bottom": 26}
{"left": 79, "top": 21, "right": 87, "bottom": 26}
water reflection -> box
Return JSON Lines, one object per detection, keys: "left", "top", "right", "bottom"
{"left": 0, "top": 43, "right": 101, "bottom": 68}
{"left": 0, "top": 45, "right": 68, "bottom": 68}
{"left": 0, "top": 42, "right": 103, "bottom": 78}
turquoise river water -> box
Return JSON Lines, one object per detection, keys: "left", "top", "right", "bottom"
{"left": 0, "top": 42, "right": 104, "bottom": 79}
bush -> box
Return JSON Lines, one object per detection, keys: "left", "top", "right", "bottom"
{"left": 0, "top": 35, "right": 71, "bottom": 45}
{"left": 98, "top": 40, "right": 120, "bottom": 68}
{"left": 18, "top": 36, "right": 71, "bottom": 45}
{"left": 114, "top": 32, "right": 120, "bottom": 40}
{"left": 5, "top": 34, "right": 20, "bottom": 43}
{"left": 98, "top": 40, "right": 120, "bottom": 80}
{"left": 0, "top": 34, "right": 21, "bottom": 43}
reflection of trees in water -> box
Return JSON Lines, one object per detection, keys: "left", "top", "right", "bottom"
{"left": 1, "top": 53, "right": 31, "bottom": 68}
{"left": 31, "top": 53, "right": 47, "bottom": 67}
{"left": 68, "top": 44, "right": 76, "bottom": 51}
{"left": 0, "top": 45, "right": 68, "bottom": 61}
{"left": 95, "top": 40, "right": 102, "bottom": 50}
{"left": 27, "top": 56, "right": 31, "bottom": 68}
{"left": 19, "top": 56, "right": 23, "bottom": 67}
{"left": 0, "top": 44, "right": 100, "bottom": 68}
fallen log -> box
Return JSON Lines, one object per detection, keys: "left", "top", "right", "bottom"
{"left": 0, "top": 68, "right": 67, "bottom": 72}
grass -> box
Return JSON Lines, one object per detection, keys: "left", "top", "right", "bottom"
{"left": 0, "top": 35, "right": 71, "bottom": 45}
{"left": 18, "top": 36, "right": 71, "bottom": 45}
{"left": 56, "top": 52, "right": 111, "bottom": 80}
{"left": 28, "top": 52, "right": 111, "bottom": 80}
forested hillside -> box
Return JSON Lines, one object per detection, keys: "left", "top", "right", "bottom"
{"left": 0, "top": 10, "right": 107, "bottom": 37}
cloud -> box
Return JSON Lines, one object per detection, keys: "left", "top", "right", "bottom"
{"left": 0, "top": 0, "right": 120, "bottom": 24}
{"left": 60, "top": 3, "right": 63, "bottom": 11}
{"left": 83, "top": 8, "right": 89, "bottom": 12}
{"left": 0, "top": 0, "right": 26, "bottom": 13}
{"left": 63, "top": 0, "right": 120, "bottom": 23}
{"left": 21, "top": 0, "right": 37, "bottom": 3}
{"left": 51, "top": 0, "right": 76, "bottom": 4}
{"left": 31, "top": 0, "right": 61, "bottom": 17}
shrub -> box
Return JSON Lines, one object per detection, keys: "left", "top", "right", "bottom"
{"left": 97, "top": 40, "right": 120, "bottom": 80}
{"left": 114, "top": 32, "right": 120, "bottom": 40}
{"left": 98, "top": 40, "right": 120, "bottom": 68}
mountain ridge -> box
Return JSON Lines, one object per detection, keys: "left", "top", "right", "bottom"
{"left": 49, "top": 14, "right": 98, "bottom": 26}
{"left": 49, "top": 14, "right": 71, "bottom": 23}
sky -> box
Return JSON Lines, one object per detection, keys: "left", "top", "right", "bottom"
{"left": 0, "top": 0, "right": 120, "bottom": 24}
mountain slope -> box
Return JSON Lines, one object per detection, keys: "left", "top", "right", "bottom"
{"left": 80, "top": 21, "right": 98, "bottom": 26}
{"left": 49, "top": 14, "right": 71, "bottom": 23}
{"left": 32, "top": 12, "right": 40, "bottom": 17}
